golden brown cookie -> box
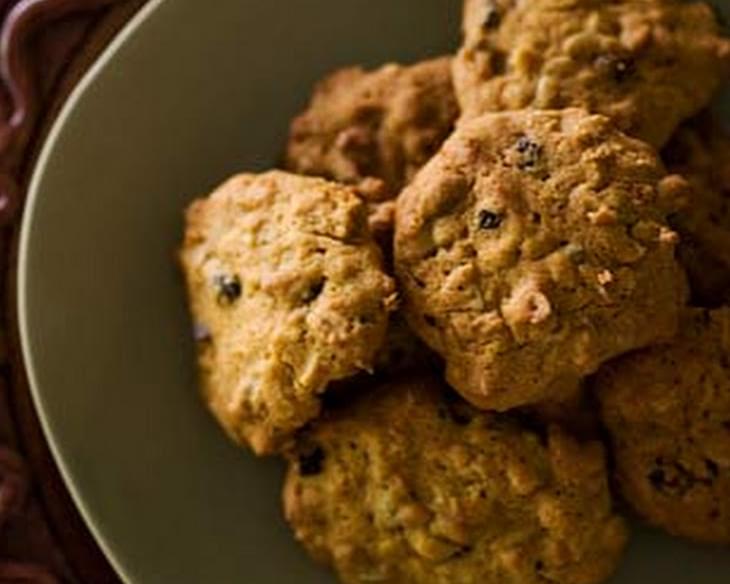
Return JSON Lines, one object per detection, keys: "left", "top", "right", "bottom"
{"left": 179, "top": 171, "right": 396, "bottom": 455}
{"left": 453, "top": 0, "right": 730, "bottom": 147}
{"left": 395, "top": 109, "right": 688, "bottom": 411}
{"left": 663, "top": 114, "right": 730, "bottom": 306}
{"left": 285, "top": 57, "right": 459, "bottom": 200}
{"left": 597, "top": 308, "right": 730, "bottom": 544}
{"left": 284, "top": 375, "right": 628, "bottom": 584}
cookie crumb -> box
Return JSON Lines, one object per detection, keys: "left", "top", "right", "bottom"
{"left": 597, "top": 270, "right": 614, "bottom": 286}
{"left": 478, "top": 209, "right": 503, "bottom": 230}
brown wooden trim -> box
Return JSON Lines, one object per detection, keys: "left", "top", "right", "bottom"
{"left": 0, "top": 1, "right": 148, "bottom": 582}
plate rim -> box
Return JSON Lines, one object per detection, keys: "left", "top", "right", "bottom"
{"left": 17, "top": 1, "right": 167, "bottom": 582}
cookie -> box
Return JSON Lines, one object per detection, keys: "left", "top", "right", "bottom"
{"left": 453, "top": 0, "right": 730, "bottom": 147}
{"left": 179, "top": 171, "right": 396, "bottom": 455}
{"left": 284, "top": 375, "right": 628, "bottom": 584}
{"left": 395, "top": 109, "right": 687, "bottom": 411}
{"left": 285, "top": 57, "right": 459, "bottom": 201}
{"left": 597, "top": 308, "right": 730, "bottom": 544}
{"left": 663, "top": 114, "right": 730, "bottom": 306}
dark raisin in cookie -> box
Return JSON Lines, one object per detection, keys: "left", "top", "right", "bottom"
{"left": 180, "top": 171, "right": 396, "bottom": 454}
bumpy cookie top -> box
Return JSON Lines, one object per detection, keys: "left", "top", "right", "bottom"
{"left": 180, "top": 171, "right": 396, "bottom": 455}
{"left": 285, "top": 57, "right": 459, "bottom": 199}
{"left": 663, "top": 115, "right": 730, "bottom": 306}
{"left": 395, "top": 109, "right": 687, "bottom": 411}
{"left": 453, "top": 0, "right": 730, "bottom": 147}
{"left": 284, "top": 376, "right": 628, "bottom": 584}
{"left": 597, "top": 308, "right": 730, "bottom": 544}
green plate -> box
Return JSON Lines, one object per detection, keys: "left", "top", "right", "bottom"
{"left": 17, "top": 0, "right": 730, "bottom": 582}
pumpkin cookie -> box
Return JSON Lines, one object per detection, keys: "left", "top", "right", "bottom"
{"left": 395, "top": 109, "right": 687, "bottom": 411}
{"left": 597, "top": 308, "right": 730, "bottom": 544}
{"left": 285, "top": 57, "right": 459, "bottom": 203}
{"left": 284, "top": 375, "right": 628, "bottom": 584}
{"left": 179, "top": 171, "right": 395, "bottom": 455}
{"left": 663, "top": 114, "right": 730, "bottom": 306}
{"left": 453, "top": 0, "right": 730, "bottom": 147}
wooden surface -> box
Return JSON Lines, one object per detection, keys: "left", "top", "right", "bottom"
{"left": 0, "top": 1, "right": 147, "bottom": 581}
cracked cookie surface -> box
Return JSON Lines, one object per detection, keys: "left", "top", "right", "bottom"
{"left": 179, "top": 171, "right": 395, "bottom": 455}
{"left": 663, "top": 114, "right": 730, "bottom": 306}
{"left": 283, "top": 375, "right": 627, "bottom": 584}
{"left": 597, "top": 308, "right": 730, "bottom": 544}
{"left": 285, "top": 57, "right": 459, "bottom": 201}
{"left": 395, "top": 109, "right": 687, "bottom": 411}
{"left": 453, "top": 0, "right": 730, "bottom": 147}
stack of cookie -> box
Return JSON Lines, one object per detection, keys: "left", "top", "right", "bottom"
{"left": 179, "top": 1, "right": 730, "bottom": 582}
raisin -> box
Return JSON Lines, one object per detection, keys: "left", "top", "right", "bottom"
{"left": 301, "top": 278, "right": 326, "bottom": 303}
{"left": 214, "top": 274, "right": 242, "bottom": 305}
{"left": 515, "top": 136, "right": 542, "bottom": 170}
{"left": 535, "top": 560, "right": 545, "bottom": 572}
{"left": 452, "top": 545, "right": 474, "bottom": 559}
{"left": 595, "top": 54, "right": 636, "bottom": 83}
{"left": 298, "top": 445, "right": 325, "bottom": 477}
{"left": 424, "top": 314, "right": 438, "bottom": 327}
{"left": 357, "top": 313, "right": 376, "bottom": 326}
{"left": 706, "top": 459, "right": 719, "bottom": 479}
{"left": 478, "top": 209, "right": 503, "bottom": 230}
{"left": 483, "top": 1, "right": 501, "bottom": 29}
{"left": 413, "top": 275, "right": 427, "bottom": 288}
{"left": 648, "top": 461, "right": 696, "bottom": 494}
{"left": 648, "top": 468, "right": 666, "bottom": 489}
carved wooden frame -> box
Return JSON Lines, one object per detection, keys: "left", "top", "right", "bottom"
{"left": 0, "top": 1, "right": 147, "bottom": 581}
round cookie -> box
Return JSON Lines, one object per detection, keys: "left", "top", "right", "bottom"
{"left": 179, "top": 171, "right": 396, "bottom": 455}
{"left": 453, "top": 0, "right": 730, "bottom": 148}
{"left": 663, "top": 114, "right": 730, "bottom": 306}
{"left": 597, "top": 308, "right": 730, "bottom": 544}
{"left": 285, "top": 57, "right": 459, "bottom": 201}
{"left": 395, "top": 109, "right": 687, "bottom": 411}
{"left": 284, "top": 375, "right": 628, "bottom": 584}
